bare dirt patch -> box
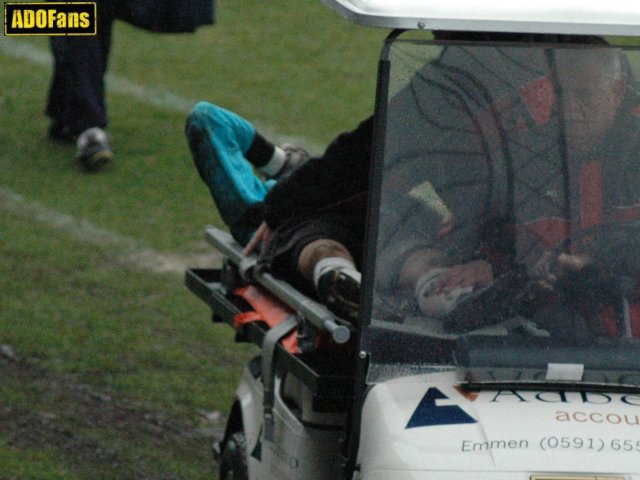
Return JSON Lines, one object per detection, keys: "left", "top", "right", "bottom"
{"left": 0, "top": 345, "right": 224, "bottom": 479}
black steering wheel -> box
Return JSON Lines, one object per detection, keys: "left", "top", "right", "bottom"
{"left": 552, "top": 222, "right": 640, "bottom": 298}
{"left": 440, "top": 265, "right": 531, "bottom": 333}
{"left": 441, "top": 221, "right": 640, "bottom": 334}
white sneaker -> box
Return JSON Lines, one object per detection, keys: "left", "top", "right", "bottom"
{"left": 76, "top": 127, "right": 113, "bottom": 171}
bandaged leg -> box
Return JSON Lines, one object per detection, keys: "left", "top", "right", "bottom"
{"left": 415, "top": 268, "right": 474, "bottom": 318}
{"left": 298, "top": 239, "right": 361, "bottom": 321}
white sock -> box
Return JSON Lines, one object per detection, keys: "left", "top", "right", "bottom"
{"left": 257, "top": 146, "right": 287, "bottom": 177}
{"left": 313, "top": 257, "right": 361, "bottom": 288}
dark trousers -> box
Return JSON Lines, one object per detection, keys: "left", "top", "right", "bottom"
{"left": 46, "top": 1, "right": 115, "bottom": 134}
{"left": 45, "top": 0, "right": 214, "bottom": 135}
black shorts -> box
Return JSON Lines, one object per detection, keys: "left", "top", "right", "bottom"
{"left": 258, "top": 212, "right": 366, "bottom": 295}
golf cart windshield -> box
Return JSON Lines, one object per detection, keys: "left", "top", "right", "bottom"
{"left": 363, "top": 33, "right": 640, "bottom": 388}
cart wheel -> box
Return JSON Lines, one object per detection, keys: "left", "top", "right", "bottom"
{"left": 219, "top": 431, "right": 248, "bottom": 480}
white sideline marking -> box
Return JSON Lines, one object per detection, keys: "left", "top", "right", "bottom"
{"left": 0, "top": 39, "right": 326, "bottom": 273}
{"left": 0, "top": 38, "right": 322, "bottom": 152}
{"left": 0, "top": 187, "right": 220, "bottom": 274}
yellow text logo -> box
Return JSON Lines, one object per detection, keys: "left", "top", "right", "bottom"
{"left": 4, "top": 2, "right": 97, "bottom": 36}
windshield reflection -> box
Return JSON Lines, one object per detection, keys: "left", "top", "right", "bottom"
{"left": 368, "top": 39, "right": 640, "bottom": 387}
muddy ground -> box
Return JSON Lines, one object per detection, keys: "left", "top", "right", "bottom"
{"left": 0, "top": 345, "right": 224, "bottom": 479}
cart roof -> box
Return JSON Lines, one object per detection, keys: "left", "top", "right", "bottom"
{"left": 320, "top": 0, "right": 640, "bottom": 36}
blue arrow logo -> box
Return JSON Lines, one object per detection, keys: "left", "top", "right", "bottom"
{"left": 406, "top": 387, "right": 477, "bottom": 429}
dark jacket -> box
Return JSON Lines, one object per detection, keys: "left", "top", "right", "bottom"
{"left": 263, "top": 116, "right": 374, "bottom": 228}
{"left": 113, "top": 0, "right": 215, "bottom": 33}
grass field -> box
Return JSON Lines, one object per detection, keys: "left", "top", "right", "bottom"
{"left": 0, "top": 1, "right": 384, "bottom": 478}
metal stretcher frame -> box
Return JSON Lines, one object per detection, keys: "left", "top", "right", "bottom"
{"left": 184, "top": 229, "right": 355, "bottom": 411}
